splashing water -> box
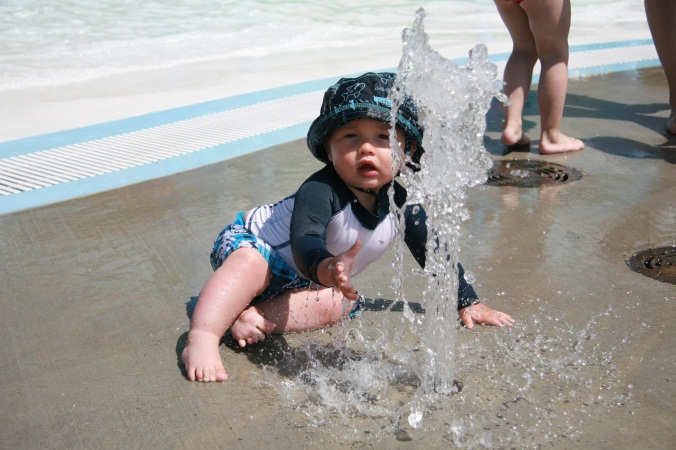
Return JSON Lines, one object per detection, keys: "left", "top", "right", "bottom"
{"left": 388, "top": 8, "right": 504, "bottom": 428}
{"left": 257, "top": 11, "right": 640, "bottom": 438}
{"left": 261, "top": 299, "right": 634, "bottom": 446}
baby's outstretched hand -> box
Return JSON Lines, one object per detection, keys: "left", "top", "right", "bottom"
{"left": 459, "top": 302, "right": 514, "bottom": 329}
{"left": 319, "top": 240, "right": 362, "bottom": 300}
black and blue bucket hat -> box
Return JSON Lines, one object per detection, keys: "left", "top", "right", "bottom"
{"left": 306, "top": 72, "right": 424, "bottom": 168}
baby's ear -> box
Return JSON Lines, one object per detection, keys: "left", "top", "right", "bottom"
{"left": 408, "top": 141, "right": 417, "bottom": 158}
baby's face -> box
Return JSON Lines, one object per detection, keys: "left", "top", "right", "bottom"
{"left": 326, "top": 118, "right": 405, "bottom": 193}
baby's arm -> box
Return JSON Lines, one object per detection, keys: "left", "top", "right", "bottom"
{"left": 400, "top": 202, "right": 511, "bottom": 327}
{"left": 459, "top": 302, "right": 514, "bottom": 329}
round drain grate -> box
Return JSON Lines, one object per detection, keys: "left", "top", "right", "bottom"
{"left": 486, "top": 159, "right": 583, "bottom": 187}
{"left": 627, "top": 246, "right": 676, "bottom": 284}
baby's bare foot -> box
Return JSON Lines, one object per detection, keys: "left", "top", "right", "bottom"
{"left": 182, "top": 329, "right": 228, "bottom": 382}
{"left": 230, "top": 306, "right": 276, "bottom": 348}
{"left": 539, "top": 132, "right": 584, "bottom": 154}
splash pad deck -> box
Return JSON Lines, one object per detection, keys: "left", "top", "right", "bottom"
{"left": 0, "top": 40, "right": 659, "bottom": 216}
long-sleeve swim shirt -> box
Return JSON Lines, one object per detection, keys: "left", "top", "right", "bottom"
{"left": 244, "top": 164, "right": 478, "bottom": 310}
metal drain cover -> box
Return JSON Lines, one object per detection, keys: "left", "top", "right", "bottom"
{"left": 486, "top": 159, "right": 583, "bottom": 187}
{"left": 627, "top": 246, "right": 676, "bottom": 284}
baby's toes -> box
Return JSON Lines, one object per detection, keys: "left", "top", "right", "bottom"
{"left": 215, "top": 367, "right": 228, "bottom": 382}
{"left": 194, "top": 367, "right": 205, "bottom": 382}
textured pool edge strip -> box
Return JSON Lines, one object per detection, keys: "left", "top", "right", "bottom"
{"left": 0, "top": 92, "right": 323, "bottom": 192}
{"left": 0, "top": 40, "right": 660, "bottom": 216}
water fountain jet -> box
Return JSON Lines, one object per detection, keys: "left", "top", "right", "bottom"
{"left": 388, "top": 7, "right": 504, "bottom": 428}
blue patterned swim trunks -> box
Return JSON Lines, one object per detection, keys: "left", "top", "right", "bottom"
{"left": 210, "top": 212, "right": 363, "bottom": 317}
{"left": 210, "top": 212, "right": 309, "bottom": 304}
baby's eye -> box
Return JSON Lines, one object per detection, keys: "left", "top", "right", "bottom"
{"left": 378, "top": 133, "right": 390, "bottom": 140}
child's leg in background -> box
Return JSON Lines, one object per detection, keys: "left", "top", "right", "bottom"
{"left": 493, "top": 0, "right": 537, "bottom": 148}
{"left": 522, "top": 0, "right": 584, "bottom": 153}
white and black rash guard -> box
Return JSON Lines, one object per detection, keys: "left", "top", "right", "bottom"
{"left": 244, "top": 164, "right": 478, "bottom": 310}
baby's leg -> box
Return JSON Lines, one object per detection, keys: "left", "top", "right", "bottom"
{"left": 522, "top": 0, "right": 584, "bottom": 154}
{"left": 493, "top": 0, "right": 537, "bottom": 148}
{"left": 182, "top": 248, "right": 272, "bottom": 382}
{"left": 237, "top": 285, "right": 355, "bottom": 337}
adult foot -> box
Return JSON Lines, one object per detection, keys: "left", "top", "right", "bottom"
{"left": 539, "top": 132, "right": 584, "bottom": 154}
{"left": 182, "top": 329, "right": 228, "bottom": 382}
{"left": 667, "top": 107, "right": 676, "bottom": 136}
{"left": 230, "top": 306, "right": 276, "bottom": 348}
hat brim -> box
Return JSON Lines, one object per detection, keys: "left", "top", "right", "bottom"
{"left": 307, "top": 105, "right": 392, "bottom": 164}
{"left": 307, "top": 103, "right": 424, "bottom": 165}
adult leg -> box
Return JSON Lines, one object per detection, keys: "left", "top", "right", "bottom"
{"left": 645, "top": 0, "right": 676, "bottom": 135}
{"left": 494, "top": 0, "right": 538, "bottom": 148}
{"left": 182, "top": 248, "right": 273, "bottom": 382}
{"left": 522, "top": 0, "right": 583, "bottom": 153}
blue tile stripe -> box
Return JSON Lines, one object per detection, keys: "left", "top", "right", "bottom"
{"left": 0, "top": 40, "right": 660, "bottom": 216}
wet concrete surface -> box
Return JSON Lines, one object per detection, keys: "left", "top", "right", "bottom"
{"left": 0, "top": 68, "right": 674, "bottom": 449}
